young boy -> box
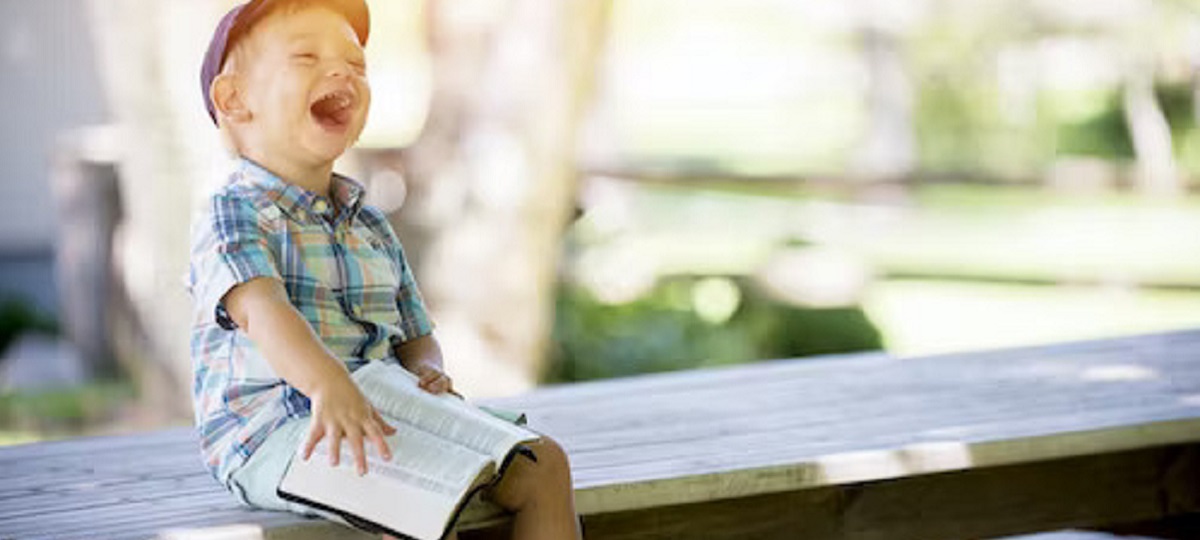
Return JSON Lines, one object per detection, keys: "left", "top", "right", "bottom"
{"left": 186, "top": 2, "right": 580, "bottom": 538}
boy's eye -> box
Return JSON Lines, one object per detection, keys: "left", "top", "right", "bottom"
{"left": 292, "top": 52, "right": 318, "bottom": 63}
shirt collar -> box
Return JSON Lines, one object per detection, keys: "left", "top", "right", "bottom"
{"left": 235, "top": 158, "right": 366, "bottom": 224}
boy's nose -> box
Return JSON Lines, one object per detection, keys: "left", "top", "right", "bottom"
{"left": 324, "top": 60, "right": 355, "bottom": 79}
{"left": 327, "top": 64, "right": 350, "bottom": 78}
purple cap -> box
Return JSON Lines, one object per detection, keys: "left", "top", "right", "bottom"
{"left": 200, "top": 0, "right": 370, "bottom": 124}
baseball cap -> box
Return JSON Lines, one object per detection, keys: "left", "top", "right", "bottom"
{"left": 200, "top": 0, "right": 370, "bottom": 124}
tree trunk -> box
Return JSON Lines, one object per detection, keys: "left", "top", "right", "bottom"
{"left": 381, "top": 0, "right": 609, "bottom": 396}
{"left": 1123, "top": 70, "right": 1182, "bottom": 199}
{"left": 853, "top": 9, "right": 916, "bottom": 184}
{"left": 84, "top": 0, "right": 223, "bottom": 420}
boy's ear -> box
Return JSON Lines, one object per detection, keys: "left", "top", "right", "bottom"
{"left": 210, "top": 73, "right": 251, "bottom": 123}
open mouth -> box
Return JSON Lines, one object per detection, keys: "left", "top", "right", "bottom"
{"left": 309, "top": 89, "right": 356, "bottom": 130}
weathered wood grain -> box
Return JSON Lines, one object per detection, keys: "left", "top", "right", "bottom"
{"left": 570, "top": 445, "right": 1200, "bottom": 540}
{"left": 1, "top": 330, "right": 1198, "bottom": 539}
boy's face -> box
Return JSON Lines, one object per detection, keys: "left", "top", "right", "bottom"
{"left": 233, "top": 6, "right": 370, "bottom": 168}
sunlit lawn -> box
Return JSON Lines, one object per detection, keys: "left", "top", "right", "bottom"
{"left": 0, "top": 381, "right": 134, "bottom": 446}
{"left": 590, "top": 181, "right": 1200, "bottom": 284}
{"left": 868, "top": 185, "right": 1200, "bottom": 287}
{"left": 0, "top": 431, "right": 41, "bottom": 446}
{"left": 865, "top": 279, "right": 1200, "bottom": 357}
{"left": 576, "top": 180, "right": 1200, "bottom": 356}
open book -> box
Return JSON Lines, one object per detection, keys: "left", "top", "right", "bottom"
{"left": 278, "top": 360, "right": 539, "bottom": 540}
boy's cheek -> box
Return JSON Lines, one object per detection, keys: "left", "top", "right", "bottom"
{"left": 357, "top": 84, "right": 371, "bottom": 115}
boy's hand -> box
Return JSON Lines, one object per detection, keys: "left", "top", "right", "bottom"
{"left": 409, "top": 360, "right": 453, "bottom": 395}
{"left": 302, "top": 374, "right": 397, "bottom": 475}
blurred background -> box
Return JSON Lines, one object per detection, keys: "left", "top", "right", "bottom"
{"left": 1, "top": 0, "right": 1199, "bottom": 444}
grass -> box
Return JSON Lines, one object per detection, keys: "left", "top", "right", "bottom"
{"left": 572, "top": 180, "right": 1200, "bottom": 358}
{"left": 864, "top": 279, "right": 1200, "bottom": 357}
{"left": 0, "top": 431, "right": 41, "bottom": 446}
{"left": 0, "top": 381, "right": 135, "bottom": 441}
{"left": 582, "top": 180, "right": 1200, "bottom": 286}
{"left": 862, "top": 185, "right": 1200, "bottom": 287}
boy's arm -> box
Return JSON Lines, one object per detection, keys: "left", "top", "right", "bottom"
{"left": 394, "top": 334, "right": 453, "bottom": 395}
{"left": 223, "top": 276, "right": 395, "bottom": 475}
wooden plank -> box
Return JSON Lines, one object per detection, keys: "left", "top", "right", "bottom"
{"left": 488, "top": 329, "right": 1200, "bottom": 412}
{"left": 566, "top": 417, "right": 1200, "bottom": 515}
{"left": 0, "top": 427, "right": 195, "bottom": 462}
{"left": 997, "top": 534, "right": 1130, "bottom": 540}
{"left": 515, "top": 341, "right": 1199, "bottom": 452}
{"left": 538, "top": 326, "right": 1200, "bottom": 512}
{"left": 0, "top": 459, "right": 207, "bottom": 498}
{"left": 24, "top": 509, "right": 302, "bottom": 540}
{"left": 0, "top": 440, "right": 199, "bottom": 475}
{"left": 838, "top": 445, "right": 1200, "bottom": 540}
{"left": 1097, "top": 513, "right": 1200, "bottom": 539}
{"left": 559, "top": 395, "right": 1197, "bottom": 474}
{"left": 571, "top": 445, "right": 1200, "bottom": 540}
{"left": 0, "top": 478, "right": 219, "bottom": 520}
{"left": 1, "top": 499, "right": 235, "bottom": 539}
{"left": 1, "top": 330, "right": 1199, "bottom": 539}
{"left": 562, "top": 403, "right": 1200, "bottom": 484}
{"left": 572, "top": 485, "right": 846, "bottom": 540}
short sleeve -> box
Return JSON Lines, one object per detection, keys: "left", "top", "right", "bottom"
{"left": 186, "top": 194, "right": 282, "bottom": 330}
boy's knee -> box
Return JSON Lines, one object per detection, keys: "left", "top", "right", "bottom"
{"left": 486, "top": 436, "right": 573, "bottom": 511}
{"left": 526, "top": 436, "right": 571, "bottom": 483}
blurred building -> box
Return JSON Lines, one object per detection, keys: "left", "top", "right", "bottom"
{"left": 0, "top": 0, "right": 108, "bottom": 317}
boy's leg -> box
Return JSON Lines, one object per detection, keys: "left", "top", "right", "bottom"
{"left": 484, "top": 437, "right": 581, "bottom": 540}
{"left": 229, "top": 418, "right": 311, "bottom": 512}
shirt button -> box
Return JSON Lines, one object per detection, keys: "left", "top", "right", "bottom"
{"left": 312, "top": 200, "right": 329, "bottom": 214}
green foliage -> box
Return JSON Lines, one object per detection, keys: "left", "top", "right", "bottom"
{"left": 0, "top": 300, "right": 131, "bottom": 438}
{"left": 1157, "top": 83, "right": 1195, "bottom": 138}
{"left": 915, "top": 78, "right": 993, "bottom": 172}
{"left": 1049, "top": 83, "right": 1194, "bottom": 162}
{"left": 1054, "top": 91, "right": 1134, "bottom": 159}
{"left": 544, "top": 278, "right": 883, "bottom": 383}
{"left": 0, "top": 381, "right": 133, "bottom": 433}
{"left": 0, "top": 299, "right": 58, "bottom": 358}
{"left": 1157, "top": 83, "right": 1200, "bottom": 176}
{"left": 915, "top": 68, "right": 1199, "bottom": 174}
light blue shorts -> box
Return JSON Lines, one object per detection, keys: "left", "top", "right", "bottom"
{"left": 228, "top": 416, "right": 345, "bottom": 524}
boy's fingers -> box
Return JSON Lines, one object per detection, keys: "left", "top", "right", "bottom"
{"left": 372, "top": 409, "right": 397, "bottom": 435}
{"left": 302, "top": 423, "right": 325, "bottom": 460}
{"left": 329, "top": 429, "right": 343, "bottom": 467}
{"left": 365, "top": 422, "right": 392, "bottom": 461}
{"left": 432, "top": 374, "right": 452, "bottom": 394}
{"left": 419, "top": 371, "right": 450, "bottom": 393}
{"left": 369, "top": 410, "right": 393, "bottom": 429}
{"left": 350, "top": 432, "right": 367, "bottom": 475}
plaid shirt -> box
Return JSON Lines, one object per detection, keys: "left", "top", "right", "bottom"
{"left": 186, "top": 158, "right": 433, "bottom": 486}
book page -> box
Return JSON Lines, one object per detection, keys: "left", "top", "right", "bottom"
{"left": 316, "top": 418, "right": 492, "bottom": 493}
{"left": 352, "top": 361, "right": 538, "bottom": 462}
{"left": 280, "top": 418, "right": 494, "bottom": 540}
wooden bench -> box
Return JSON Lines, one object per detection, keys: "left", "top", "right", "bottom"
{"left": 2, "top": 330, "right": 1199, "bottom": 539}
